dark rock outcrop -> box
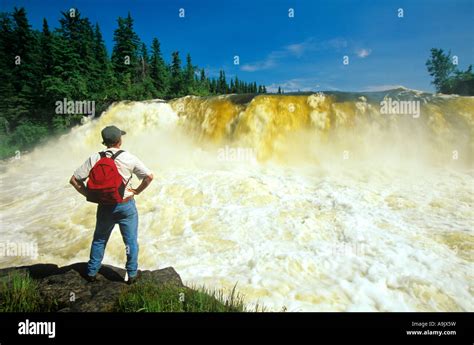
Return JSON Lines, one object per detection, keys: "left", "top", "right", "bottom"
{"left": 0, "top": 262, "right": 184, "bottom": 312}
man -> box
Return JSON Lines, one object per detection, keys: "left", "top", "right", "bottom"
{"left": 70, "top": 125, "right": 153, "bottom": 284}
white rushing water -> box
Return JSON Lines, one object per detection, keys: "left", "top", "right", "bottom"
{"left": 0, "top": 96, "right": 472, "bottom": 311}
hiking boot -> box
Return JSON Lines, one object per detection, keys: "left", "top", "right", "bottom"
{"left": 127, "top": 271, "right": 141, "bottom": 285}
{"left": 86, "top": 274, "right": 97, "bottom": 283}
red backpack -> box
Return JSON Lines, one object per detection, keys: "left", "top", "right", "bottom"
{"left": 86, "top": 150, "right": 130, "bottom": 205}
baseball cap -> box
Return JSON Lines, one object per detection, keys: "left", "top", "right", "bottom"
{"left": 101, "top": 125, "right": 126, "bottom": 145}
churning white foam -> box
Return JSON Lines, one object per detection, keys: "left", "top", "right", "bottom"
{"left": 0, "top": 99, "right": 472, "bottom": 311}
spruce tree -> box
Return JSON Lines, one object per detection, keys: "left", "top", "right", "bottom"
{"left": 197, "top": 68, "right": 210, "bottom": 95}
{"left": 139, "top": 42, "right": 149, "bottom": 81}
{"left": 234, "top": 76, "right": 240, "bottom": 93}
{"left": 218, "top": 70, "right": 227, "bottom": 94}
{"left": 55, "top": 9, "right": 95, "bottom": 100}
{"left": 170, "top": 51, "right": 184, "bottom": 97}
{"left": 35, "top": 18, "right": 55, "bottom": 118}
{"left": 132, "top": 42, "right": 156, "bottom": 99}
{"left": 209, "top": 78, "right": 217, "bottom": 94}
{"left": 184, "top": 53, "right": 195, "bottom": 94}
{"left": 40, "top": 19, "right": 53, "bottom": 77}
{"left": 111, "top": 12, "right": 140, "bottom": 92}
{"left": 0, "top": 12, "right": 17, "bottom": 132}
{"left": 149, "top": 37, "right": 169, "bottom": 97}
{"left": 91, "top": 23, "right": 115, "bottom": 100}
{"left": 11, "top": 7, "right": 40, "bottom": 120}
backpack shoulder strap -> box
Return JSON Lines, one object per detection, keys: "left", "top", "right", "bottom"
{"left": 99, "top": 150, "right": 117, "bottom": 159}
{"left": 111, "top": 150, "right": 124, "bottom": 160}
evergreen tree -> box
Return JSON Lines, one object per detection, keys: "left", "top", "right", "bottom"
{"left": 138, "top": 42, "right": 149, "bottom": 80}
{"left": 0, "top": 12, "right": 17, "bottom": 135}
{"left": 90, "top": 23, "right": 115, "bottom": 100}
{"left": 234, "top": 76, "right": 240, "bottom": 93}
{"left": 131, "top": 42, "right": 156, "bottom": 99}
{"left": 149, "top": 37, "right": 168, "bottom": 97}
{"left": 111, "top": 12, "right": 140, "bottom": 91}
{"left": 40, "top": 19, "right": 53, "bottom": 77}
{"left": 34, "top": 18, "right": 56, "bottom": 118}
{"left": 197, "top": 68, "right": 210, "bottom": 95}
{"left": 51, "top": 9, "right": 96, "bottom": 100}
{"left": 209, "top": 78, "right": 217, "bottom": 94}
{"left": 184, "top": 53, "right": 195, "bottom": 94}
{"left": 170, "top": 51, "right": 184, "bottom": 97}
{"left": 218, "top": 70, "right": 227, "bottom": 94}
{"left": 11, "top": 7, "right": 41, "bottom": 120}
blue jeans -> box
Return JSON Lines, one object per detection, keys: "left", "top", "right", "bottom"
{"left": 87, "top": 199, "right": 139, "bottom": 278}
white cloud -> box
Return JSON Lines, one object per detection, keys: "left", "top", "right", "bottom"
{"left": 241, "top": 37, "right": 348, "bottom": 72}
{"left": 241, "top": 45, "right": 297, "bottom": 72}
{"left": 284, "top": 38, "right": 317, "bottom": 57}
{"left": 328, "top": 38, "right": 348, "bottom": 50}
{"left": 285, "top": 42, "right": 307, "bottom": 57}
{"left": 241, "top": 57, "right": 277, "bottom": 72}
{"left": 284, "top": 37, "right": 348, "bottom": 58}
{"left": 356, "top": 48, "right": 372, "bottom": 58}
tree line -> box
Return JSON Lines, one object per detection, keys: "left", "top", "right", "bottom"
{"left": 0, "top": 7, "right": 268, "bottom": 158}
{"left": 426, "top": 48, "right": 474, "bottom": 95}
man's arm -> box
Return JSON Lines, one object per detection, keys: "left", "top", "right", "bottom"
{"left": 69, "top": 175, "right": 88, "bottom": 197}
{"left": 129, "top": 174, "right": 153, "bottom": 195}
{"left": 70, "top": 155, "right": 95, "bottom": 197}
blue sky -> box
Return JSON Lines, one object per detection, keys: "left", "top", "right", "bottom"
{"left": 2, "top": 0, "right": 473, "bottom": 92}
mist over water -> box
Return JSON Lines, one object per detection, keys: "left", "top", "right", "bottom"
{"left": 1, "top": 90, "right": 473, "bottom": 311}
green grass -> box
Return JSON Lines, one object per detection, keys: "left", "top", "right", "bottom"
{"left": 0, "top": 271, "right": 263, "bottom": 312}
{"left": 116, "top": 281, "right": 262, "bottom": 312}
{"left": 0, "top": 271, "right": 56, "bottom": 312}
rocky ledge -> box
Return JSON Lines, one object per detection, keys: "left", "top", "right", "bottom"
{"left": 0, "top": 262, "right": 184, "bottom": 312}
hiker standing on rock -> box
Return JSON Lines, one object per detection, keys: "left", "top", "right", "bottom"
{"left": 69, "top": 125, "right": 153, "bottom": 284}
